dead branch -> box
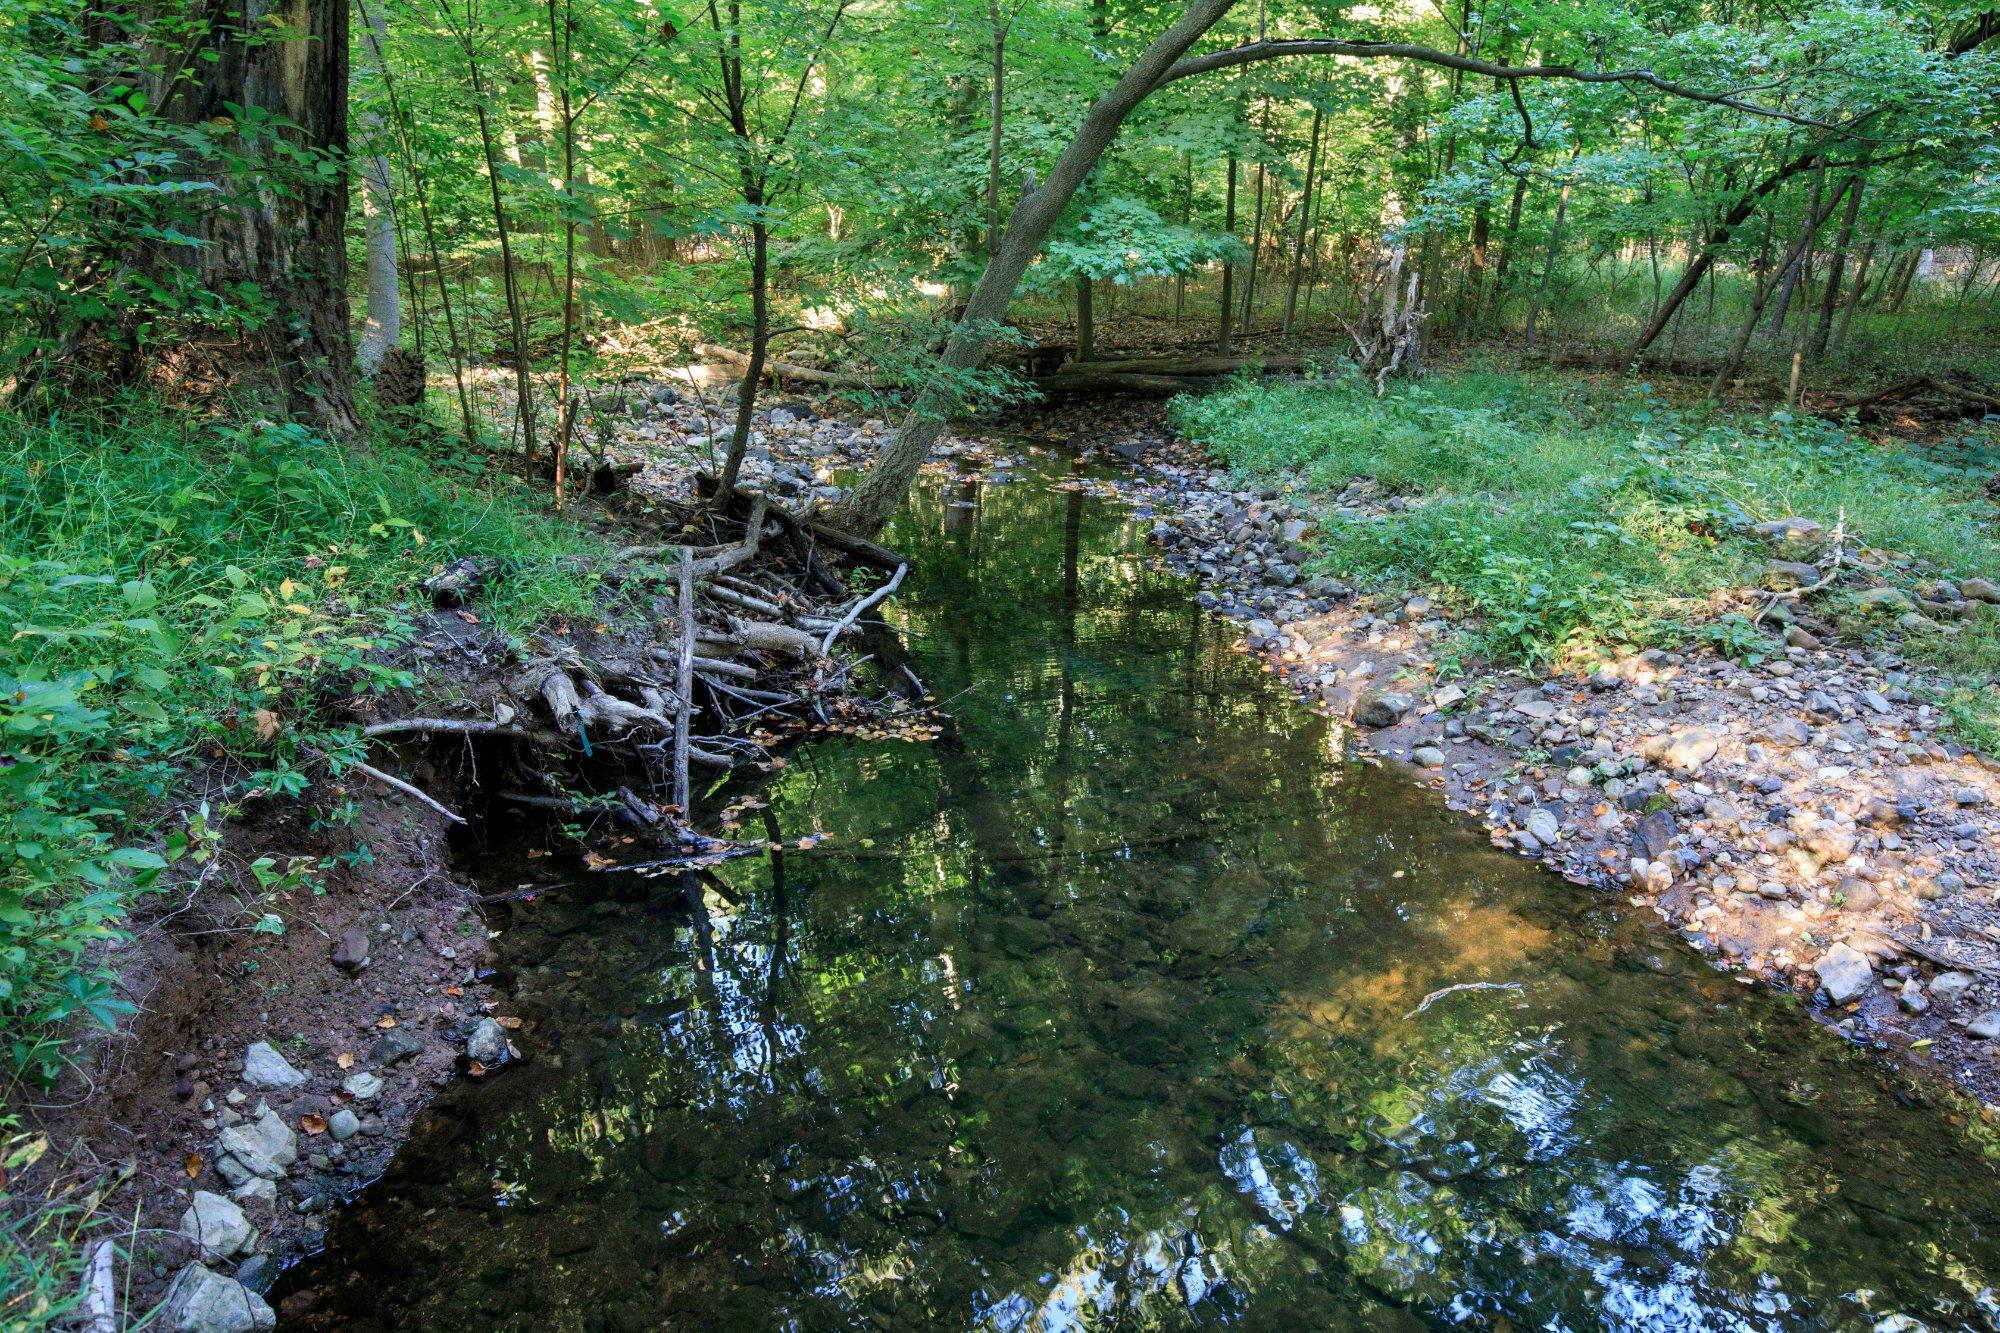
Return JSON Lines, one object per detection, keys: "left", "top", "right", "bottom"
{"left": 820, "top": 564, "right": 909, "bottom": 655}
{"left": 362, "top": 718, "right": 532, "bottom": 739}
{"left": 697, "top": 342, "right": 888, "bottom": 390}
{"left": 345, "top": 756, "right": 468, "bottom": 826}
{"left": 674, "top": 548, "right": 695, "bottom": 812}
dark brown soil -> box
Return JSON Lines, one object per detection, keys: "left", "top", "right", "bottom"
{"left": 19, "top": 739, "right": 506, "bottom": 1313}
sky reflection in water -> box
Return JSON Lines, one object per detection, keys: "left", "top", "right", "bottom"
{"left": 288, "top": 449, "right": 2000, "bottom": 1332}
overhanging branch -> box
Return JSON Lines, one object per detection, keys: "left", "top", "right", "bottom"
{"left": 1157, "top": 38, "right": 1834, "bottom": 129}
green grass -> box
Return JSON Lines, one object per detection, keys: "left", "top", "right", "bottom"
{"left": 0, "top": 401, "right": 617, "bottom": 1088}
{"left": 1170, "top": 364, "right": 2000, "bottom": 706}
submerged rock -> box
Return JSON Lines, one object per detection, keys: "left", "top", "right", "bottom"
{"left": 467, "top": 1018, "right": 511, "bottom": 1066}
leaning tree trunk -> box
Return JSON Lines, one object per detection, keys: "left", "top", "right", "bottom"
{"left": 824, "top": 0, "right": 1239, "bottom": 536}
{"left": 147, "top": 0, "right": 358, "bottom": 431}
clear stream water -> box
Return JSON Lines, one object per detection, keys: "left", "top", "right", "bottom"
{"left": 287, "top": 445, "right": 2000, "bottom": 1330}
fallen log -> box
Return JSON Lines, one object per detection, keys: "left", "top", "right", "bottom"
{"left": 697, "top": 343, "right": 888, "bottom": 390}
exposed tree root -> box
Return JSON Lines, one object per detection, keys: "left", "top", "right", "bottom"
{"left": 351, "top": 486, "right": 921, "bottom": 847}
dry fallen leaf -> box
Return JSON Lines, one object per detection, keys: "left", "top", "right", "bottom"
{"left": 336, "top": 1051, "right": 355, "bottom": 1069}
{"left": 443, "top": 985, "right": 464, "bottom": 997}
{"left": 185, "top": 1154, "right": 203, "bottom": 1179}
{"left": 376, "top": 1015, "right": 397, "bottom": 1029}
{"left": 300, "top": 1113, "right": 327, "bottom": 1136}
{"left": 253, "top": 708, "right": 280, "bottom": 741}
{"left": 495, "top": 1016, "right": 523, "bottom": 1030}
{"left": 468, "top": 1060, "right": 488, "bottom": 1077}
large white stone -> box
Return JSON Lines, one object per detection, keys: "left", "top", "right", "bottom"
{"left": 240, "top": 1041, "right": 306, "bottom": 1091}
{"left": 178, "top": 1191, "right": 257, "bottom": 1259}
{"left": 1815, "top": 943, "right": 1875, "bottom": 1005}
{"left": 215, "top": 1108, "right": 297, "bottom": 1183}
{"left": 155, "top": 1263, "right": 275, "bottom": 1333}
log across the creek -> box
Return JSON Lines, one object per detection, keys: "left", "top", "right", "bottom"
{"left": 698, "top": 343, "right": 1311, "bottom": 396}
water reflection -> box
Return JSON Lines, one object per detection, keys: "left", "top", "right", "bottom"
{"left": 286, "top": 445, "right": 2000, "bottom": 1331}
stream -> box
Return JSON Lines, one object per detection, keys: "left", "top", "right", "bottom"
{"left": 284, "top": 442, "right": 2000, "bottom": 1330}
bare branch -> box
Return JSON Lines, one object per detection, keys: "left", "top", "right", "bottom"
{"left": 1157, "top": 38, "right": 1833, "bottom": 128}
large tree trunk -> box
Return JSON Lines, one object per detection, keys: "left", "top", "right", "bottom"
{"left": 149, "top": 0, "right": 357, "bottom": 431}
{"left": 824, "top": 0, "right": 1239, "bottom": 535}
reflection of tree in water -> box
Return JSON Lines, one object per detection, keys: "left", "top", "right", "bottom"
{"left": 288, "top": 451, "right": 2000, "bottom": 1332}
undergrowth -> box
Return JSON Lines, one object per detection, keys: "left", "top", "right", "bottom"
{"left": 1171, "top": 365, "right": 2000, "bottom": 737}
{"left": 0, "top": 400, "right": 614, "bottom": 1090}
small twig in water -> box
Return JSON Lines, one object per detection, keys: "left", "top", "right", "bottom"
{"left": 1404, "top": 980, "right": 1523, "bottom": 1019}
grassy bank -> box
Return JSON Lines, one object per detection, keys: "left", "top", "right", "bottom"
{"left": 0, "top": 404, "right": 614, "bottom": 1083}
{"left": 0, "top": 401, "right": 622, "bottom": 1322}
{"left": 1169, "top": 365, "right": 2000, "bottom": 742}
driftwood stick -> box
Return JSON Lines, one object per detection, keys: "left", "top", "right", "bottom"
{"left": 820, "top": 564, "right": 908, "bottom": 655}
{"left": 674, "top": 547, "right": 695, "bottom": 813}
{"left": 689, "top": 653, "right": 756, "bottom": 678}
{"left": 1753, "top": 507, "right": 1847, "bottom": 626}
{"left": 347, "top": 756, "right": 468, "bottom": 826}
{"left": 362, "top": 718, "right": 531, "bottom": 739}
{"left": 1403, "top": 980, "right": 1522, "bottom": 1019}
{"left": 704, "top": 583, "right": 787, "bottom": 618}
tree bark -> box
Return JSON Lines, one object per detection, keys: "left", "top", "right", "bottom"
{"left": 1240, "top": 118, "right": 1268, "bottom": 327}
{"left": 1764, "top": 168, "right": 1822, "bottom": 340}
{"left": 1490, "top": 172, "right": 1527, "bottom": 314}
{"left": 356, "top": 0, "right": 399, "bottom": 375}
{"left": 1282, "top": 102, "right": 1323, "bottom": 335}
{"left": 1075, "top": 273, "right": 1095, "bottom": 361}
{"left": 1829, "top": 239, "right": 1875, "bottom": 353}
{"left": 986, "top": 0, "right": 1006, "bottom": 249}
{"left": 1217, "top": 154, "right": 1238, "bottom": 354}
{"left": 1809, "top": 174, "right": 1864, "bottom": 358}
{"left": 148, "top": 0, "right": 357, "bottom": 431}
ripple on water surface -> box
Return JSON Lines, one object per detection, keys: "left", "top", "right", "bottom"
{"left": 284, "top": 449, "right": 2000, "bottom": 1331}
